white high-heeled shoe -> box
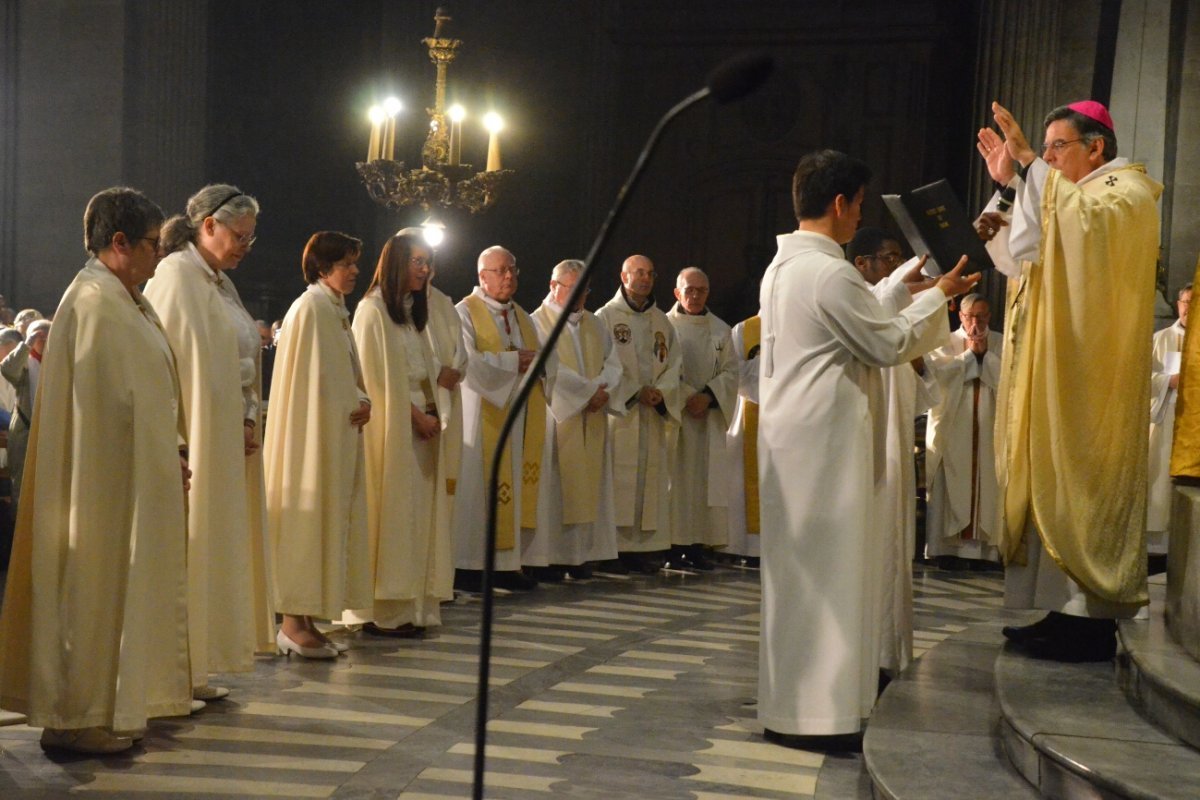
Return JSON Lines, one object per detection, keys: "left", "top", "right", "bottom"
{"left": 276, "top": 630, "right": 338, "bottom": 660}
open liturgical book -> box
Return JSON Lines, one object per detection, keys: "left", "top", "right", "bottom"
{"left": 882, "top": 179, "right": 995, "bottom": 276}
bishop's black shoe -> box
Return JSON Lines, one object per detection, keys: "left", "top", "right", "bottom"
{"left": 1018, "top": 616, "right": 1117, "bottom": 663}
{"left": 1002, "top": 611, "right": 1069, "bottom": 643}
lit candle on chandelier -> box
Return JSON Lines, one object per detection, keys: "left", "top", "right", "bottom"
{"left": 383, "top": 97, "right": 403, "bottom": 161}
{"left": 483, "top": 111, "right": 504, "bottom": 171}
{"left": 367, "top": 105, "right": 384, "bottom": 161}
{"left": 448, "top": 104, "right": 466, "bottom": 166}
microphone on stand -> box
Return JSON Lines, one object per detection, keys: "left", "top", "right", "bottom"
{"left": 470, "top": 51, "right": 775, "bottom": 800}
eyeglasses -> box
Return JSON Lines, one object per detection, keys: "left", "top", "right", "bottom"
{"left": 409, "top": 255, "right": 431, "bottom": 267}
{"left": 869, "top": 252, "right": 904, "bottom": 267}
{"left": 681, "top": 286, "right": 709, "bottom": 295}
{"left": 138, "top": 235, "right": 161, "bottom": 253}
{"left": 217, "top": 219, "right": 257, "bottom": 248}
{"left": 552, "top": 279, "right": 589, "bottom": 293}
{"left": 1042, "top": 138, "right": 1085, "bottom": 154}
{"left": 481, "top": 266, "right": 519, "bottom": 277}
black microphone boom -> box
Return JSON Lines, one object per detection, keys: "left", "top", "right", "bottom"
{"left": 470, "top": 51, "right": 775, "bottom": 800}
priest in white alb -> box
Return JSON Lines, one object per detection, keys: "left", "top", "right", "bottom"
{"left": 528, "top": 259, "right": 622, "bottom": 579}
{"left": 924, "top": 293, "right": 1003, "bottom": 564}
{"left": 725, "top": 314, "right": 762, "bottom": 565}
{"left": 0, "top": 188, "right": 192, "bottom": 754}
{"left": 667, "top": 267, "right": 737, "bottom": 570}
{"left": 596, "top": 255, "right": 682, "bottom": 573}
{"left": 1147, "top": 284, "right": 1189, "bottom": 555}
{"left": 847, "top": 227, "right": 942, "bottom": 676}
{"left": 453, "top": 245, "right": 553, "bottom": 592}
{"left": 758, "top": 150, "right": 976, "bottom": 748}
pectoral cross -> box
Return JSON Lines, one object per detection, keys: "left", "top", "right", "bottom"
{"left": 1105, "top": 175, "right": 1118, "bottom": 186}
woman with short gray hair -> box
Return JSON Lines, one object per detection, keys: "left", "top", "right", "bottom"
{"left": 144, "top": 183, "right": 275, "bottom": 702}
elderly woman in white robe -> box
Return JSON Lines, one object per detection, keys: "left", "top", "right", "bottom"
{"left": 340, "top": 231, "right": 452, "bottom": 636}
{"left": 265, "top": 231, "right": 372, "bottom": 659}
{"left": 143, "top": 183, "right": 274, "bottom": 701}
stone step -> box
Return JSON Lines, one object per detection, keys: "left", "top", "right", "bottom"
{"left": 996, "top": 606, "right": 1200, "bottom": 799}
{"left": 864, "top": 621, "right": 1039, "bottom": 799}
{"left": 1118, "top": 578, "right": 1200, "bottom": 753}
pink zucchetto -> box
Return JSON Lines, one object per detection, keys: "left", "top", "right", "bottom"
{"left": 1067, "top": 100, "right": 1115, "bottom": 132}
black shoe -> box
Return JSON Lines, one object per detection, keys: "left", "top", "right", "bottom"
{"left": 526, "top": 566, "right": 564, "bottom": 583}
{"left": 454, "top": 569, "right": 483, "bottom": 593}
{"left": 594, "top": 558, "right": 630, "bottom": 576}
{"left": 620, "top": 552, "right": 662, "bottom": 575}
{"left": 363, "top": 621, "right": 423, "bottom": 639}
{"left": 663, "top": 547, "right": 696, "bottom": 572}
{"left": 687, "top": 545, "right": 715, "bottom": 571}
{"left": 1002, "top": 611, "right": 1068, "bottom": 643}
{"left": 1018, "top": 617, "right": 1117, "bottom": 663}
{"left": 763, "top": 728, "right": 863, "bottom": 753}
{"left": 494, "top": 570, "right": 538, "bottom": 592}
{"left": 563, "top": 564, "right": 593, "bottom": 580}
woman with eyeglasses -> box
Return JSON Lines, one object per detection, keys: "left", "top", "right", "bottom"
{"left": 264, "top": 232, "right": 372, "bottom": 658}
{"left": 338, "top": 231, "right": 453, "bottom": 638}
{"left": 144, "top": 184, "right": 275, "bottom": 702}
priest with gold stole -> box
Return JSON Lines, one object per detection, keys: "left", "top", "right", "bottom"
{"left": 596, "top": 255, "right": 683, "bottom": 573}
{"left": 978, "top": 100, "right": 1161, "bottom": 661}
{"left": 453, "top": 246, "right": 553, "bottom": 592}
{"left": 527, "top": 260, "right": 623, "bottom": 579}
{"left": 725, "top": 314, "right": 761, "bottom": 565}
{"left": 0, "top": 188, "right": 192, "bottom": 754}
{"left": 666, "top": 267, "right": 738, "bottom": 570}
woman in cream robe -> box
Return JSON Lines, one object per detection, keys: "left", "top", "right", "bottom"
{"left": 342, "top": 231, "right": 452, "bottom": 634}
{"left": 0, "top": 188, "right": 191, "bottom": 753}
{"left": 143, "top": 184, "right": 274, "bottom": 698}
{"left": 265, "top": 231, "right": 372, "bottom": 658}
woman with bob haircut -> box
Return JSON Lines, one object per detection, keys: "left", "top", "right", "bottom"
{"left": 339, "top": 231, "right": 453, "bottom": 637}
{"left": 263, "top": 231, "right": 372, "bottom": 659}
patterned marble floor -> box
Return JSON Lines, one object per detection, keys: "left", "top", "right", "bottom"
{"left": 0, "top": 564, "right": 1005, "bottom": 799}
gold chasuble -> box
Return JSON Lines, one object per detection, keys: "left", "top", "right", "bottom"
{"left": 1170, "top": 254, "right": 1200, "bottom": 478}
{"left": 741, "top": 316, "right": 761, "bottom": 534}
{"left": 463, "top": 295, "right": 547, "bottom": 549}
{"left": 533, "top": 309, "right": 606, "bottom": 525}
{"left": 996, "top": 163, "right": 1161, "bottom": 608}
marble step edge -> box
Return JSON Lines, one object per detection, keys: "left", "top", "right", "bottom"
{"left": 996, "top": 638, "right": 1200, "bottom": 800}
{"left": 1117, "top": 582, "right": 1200, "bottom": 752}
{"left": 863, "top": 623, "right": 1039, "bottom": 800}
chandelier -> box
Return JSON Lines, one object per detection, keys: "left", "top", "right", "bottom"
{"left": 357, "top": 8, "right": 514, "bottom": 215}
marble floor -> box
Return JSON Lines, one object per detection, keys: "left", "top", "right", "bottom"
{"left": 0, "top": 564, "right": 1006, "bottom": 799}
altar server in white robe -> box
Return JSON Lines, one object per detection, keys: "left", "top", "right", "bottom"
{"left": 726, "top": 315, "right": 762, "bottom": 563}
{"left": 528, "top": 259, "right": 622, "bottom": 578}
{"left": 758, "top": 150, "right": 977, "bottom": 746}
{"left": 597, "top": 255, "right": 683, "bottom": 572}
{"left": 144, "top": 184, "right": 275, "bottom": 701}
{"left": 453, "top": 246, "right": 552, "bottom": 592}
{"left": 667, "top": 267, "right": 738, "bottom": 569}
{"left": 342, "top": 231, "right": 453, "bottom": 634}
{"left": 265, "top": 231, "right": 372, "bottom": 659}
{"left": 924, "top": 294, "right": 1004, "bottom": 564}
{"left": 2, "top": 318, "right": 49, "bottom": 507}
{"left": 1147, "top": 284, "right": 1189, "bottom": 554}
{"left": 847, "top": 228, "right": 942, "bottom": 676}
{"left": 0, "top": 188, "right": 192, "bottom": 754}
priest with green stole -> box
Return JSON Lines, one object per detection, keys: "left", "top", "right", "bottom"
{"left": 978, "top": 100, "right": 1161, "bottom": 661}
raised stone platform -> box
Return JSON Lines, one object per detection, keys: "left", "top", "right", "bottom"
{"left": 1119, "top": 577, "right": 1200, "bottom": 752}
{"left": 866, "top": 595, "right": 1200, "bottom": 800}
{"left": 864, "top": 621, "right": 1038, "bottom": 800}
{"left": 1168, "top": 485, "right": 1200, "bottom": 661}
